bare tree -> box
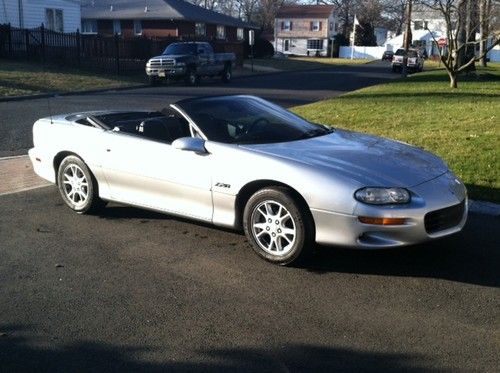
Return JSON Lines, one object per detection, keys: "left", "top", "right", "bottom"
{"left": 422, "top": 0, "right": 499, "bottom": 88}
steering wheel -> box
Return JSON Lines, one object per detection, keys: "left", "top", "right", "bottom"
{"left": 240, "top": 117, "right": 270, "bottom": 138}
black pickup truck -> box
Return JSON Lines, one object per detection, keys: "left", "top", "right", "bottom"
{"left": 145, "top": 42, "right": 236, "bottom": 86}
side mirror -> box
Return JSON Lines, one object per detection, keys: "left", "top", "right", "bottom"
{"left": 172, "top": 137, "right": 207, "bottom": 154}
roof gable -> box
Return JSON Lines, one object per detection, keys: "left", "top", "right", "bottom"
{"left": 81, "top": 0, "right": 255, "bottom": 28}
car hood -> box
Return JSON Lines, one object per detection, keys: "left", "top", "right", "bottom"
{"left": 149, "top": 54, "right": 193, "bottom": 60}
{"left": 240, "top": 129, "right": 448, "bottom": 187}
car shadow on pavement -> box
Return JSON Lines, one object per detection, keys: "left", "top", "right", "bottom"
{"left": 96, "top": 204, "right": 500, "bottom": 289}
{"left": 305, "top": 213, "right": 500, "bottom": 288}
{"left": 0, "top": 324, "right": 438, "bottom": 373}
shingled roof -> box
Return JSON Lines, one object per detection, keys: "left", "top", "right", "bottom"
{"left": 276, "top": 5, "right": 335, "bottom": 19}
{"left": 81, "top": 0, "right": 256, "bottom": 28}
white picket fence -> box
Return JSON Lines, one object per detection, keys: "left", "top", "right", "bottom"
{"left": 339, "top": 46, "right": 386, "bottom": 60}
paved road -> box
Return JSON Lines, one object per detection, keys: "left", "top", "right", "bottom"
{"left": 0, "top": 62, "right": 395, "bottom": 157}
{"left": 0, "top": 187, "right": 499, "bottom": 372}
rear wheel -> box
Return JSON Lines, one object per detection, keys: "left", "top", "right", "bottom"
{"left": 243, "top": 187, "right": 314, "bottom": 265}
{"left": 57, "top": 155, "right": 105, "bottom": 214}
{"left": 221, "top": 64, "right": 232, "bottom": 83}
{"left": 185, "top": 68, "right": 199, "bottom": 86}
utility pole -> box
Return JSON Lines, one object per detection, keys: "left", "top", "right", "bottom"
{"left": 402, "top": 0, "right": 412, "bottom": 77}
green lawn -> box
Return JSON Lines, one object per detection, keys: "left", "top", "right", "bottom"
{"left": 293, "top": 64, "right": 500, "bottom": 203}
{"left": 0, "top": 60, "right": 145, "bottom": 97}
{"left": 246, "top": 57, "right": 370, "bottom": 71}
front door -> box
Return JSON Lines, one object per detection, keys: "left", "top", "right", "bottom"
{"left": 101, "top": 131, "right": 213, "bottom": 221}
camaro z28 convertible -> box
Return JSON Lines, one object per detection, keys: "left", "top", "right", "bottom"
{"left": 29, "top": 95, "right": 468, "bottom": 265}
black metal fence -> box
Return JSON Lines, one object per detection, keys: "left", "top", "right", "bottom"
{"left": 0, "top": 24, "right": 245, "bottom": 74}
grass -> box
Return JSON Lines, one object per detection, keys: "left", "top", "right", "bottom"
{"left": 0, "top": 59, "right": 145, "bottom": 97}
{"left": 292, "top": 64, "right": 500, "bottom": 203}
{"left": 246, "top": 56, "right": 370, "bottom": 71}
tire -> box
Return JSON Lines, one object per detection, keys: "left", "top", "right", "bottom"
{"left": 221, "top": 64, "right": 232, "bottom": 83}
{"left": 57, "top": 155, "right": 105, "bottom": 214}
{"left": 243, "top": 187, "right": 314, "bottom": 266}
{"left": 185, "top": 68, "right": 199, "bottom": 86}
{"left": 149, "top": 75, "right": 159, "bottom": 86}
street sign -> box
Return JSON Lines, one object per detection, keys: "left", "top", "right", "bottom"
{"left": 437, "top": 37, "right": 447, "bottom": 47}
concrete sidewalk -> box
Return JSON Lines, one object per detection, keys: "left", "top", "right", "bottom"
{"left": 0, "top": 155, "right": 50, "bottom": 196}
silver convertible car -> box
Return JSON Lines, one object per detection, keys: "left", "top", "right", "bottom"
{"left": 29, "top": 95, "right": 467, "bottom": 265}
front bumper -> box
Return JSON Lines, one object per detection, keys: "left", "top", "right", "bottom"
{"left": 311, "top": 172, "right": 468, "bottom": 248}
{"left": 146, "top": 66, "right": 186, "bottom": 77}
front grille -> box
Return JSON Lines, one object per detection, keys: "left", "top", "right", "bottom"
{"left": 149, "top": 58, "right": 175, "bottom": 68}
{"left": 424, "top": 200, "right": 465, "bottom": 234}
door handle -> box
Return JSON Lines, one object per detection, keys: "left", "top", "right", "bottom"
{"left": 106, "top": 149, "right": 111, "bottom": 152}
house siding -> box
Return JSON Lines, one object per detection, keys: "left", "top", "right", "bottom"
{"left": 0, "top": 0, "right": 80, "bottom": 32}
{"left": 274, "top": 10, "right": 337, "bottom": 56}
{"left": 91, "top": 19, "right": 241, "bottom": 42}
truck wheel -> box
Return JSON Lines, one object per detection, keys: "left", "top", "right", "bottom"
{"left": 149, "top": 75, "right": 159, "bottom": 86}
{"left": 222, "top": 65, "right": 232, "bottom": 83}
{"left": 185, "top": 69, "right": 199, "bottom": 86}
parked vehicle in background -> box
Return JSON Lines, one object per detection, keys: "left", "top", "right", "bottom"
{"left": 382, "top": 51, "right": 394, "bottom": 61}
{"left": 145, "top": 42, "right": 236, "bottom": 86}
{"left": 391, "top": 48, "right": 424, "bottom": 73}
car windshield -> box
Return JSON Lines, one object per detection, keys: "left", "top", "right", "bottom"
{"left": 163, "top": 43, "right": 197, "bottom": 55}
{"left": 407, "top": 50, "right": 418, "bottom": 57}
{"left": 395, "top": 49, "right": 406, "bottom": 56}
{"left": 176, "top": 96, "right": 333, "bottom": 145}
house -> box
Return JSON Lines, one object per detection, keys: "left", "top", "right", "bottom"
{"left": 80, "top": 0, "right": 255, "bottom": 42}
{"left": 0, "top": 0, "right": 81, "bottom": 32}
{"left": 274, "top": 5, "right": 337, "bottom": 56}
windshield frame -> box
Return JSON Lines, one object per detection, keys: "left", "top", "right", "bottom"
{"left": 172, "top": 95, "right": 333, "bottom": 145}
{"left": 162, "top": 43, "right": 197, "bottom": 56}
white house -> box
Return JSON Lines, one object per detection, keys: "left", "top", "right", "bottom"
{"left": 0, "top": 0, "right": 81, "bottom": 32}
{"left": 274, "top": 5, "right": 338, "bottom": 56}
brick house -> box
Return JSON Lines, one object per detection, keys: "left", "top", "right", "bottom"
{"left": 81, "top": 0, "right": 255, "bottom": 42}
{"left": 274, "top": 5, "right": 338, "bottom": 56}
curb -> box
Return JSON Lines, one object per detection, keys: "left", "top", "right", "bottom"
{"left": 0, "top": 84, "right": 150, "bottom": 103}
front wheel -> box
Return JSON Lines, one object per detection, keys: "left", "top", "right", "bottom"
{"left": 243, "top": 187, "right": 314, "bottom": 265}
{"left": 57, "top": 155, "right": 105, "bottom": 214}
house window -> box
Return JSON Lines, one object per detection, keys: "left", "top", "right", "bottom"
{"left": 133, "top": 20, "right": 142, "bottom": 35}
{"left": 113, "top": 20, "right": 121, "bottom": 35}
{"left": 282, "top": 20, "right": 292, "bottom": 31}
{"left": 414, "top": 20, "right": 423, "bottom": 30}
{"left": 307, "top": 39, "right": 323, "bottom": 50}
{"left": 216, "top": 25, "right": 225, "bottom": 39}
{"left": 195, "top": 23, "right": 206, "bottom": 36}
{"left": 81, "top": 19, "right": 97, "bottom": 34}
{"left": 311, "top": 21, "right": 321, "bottom": 32}
{"left": 45, "top": 9, "right": 63, "bottom": 32}
{"left": 237, "top": 28, "right": 244, "bottom": 41}
{"left": 284, "top": 39, "right": 290, "bottom": 52}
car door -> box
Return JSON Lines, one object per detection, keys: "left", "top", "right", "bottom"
{"left": 197, "top": 45, "right": 211, "bottom": 75}
{"left": 100, "top": 126, "right": 213, "bottom": 222}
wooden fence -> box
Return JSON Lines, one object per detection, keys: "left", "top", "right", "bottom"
{"left": 0, "top": 24, "right": 245, "bottom": 73}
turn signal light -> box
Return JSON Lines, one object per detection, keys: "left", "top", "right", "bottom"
{"left": 358, "top": 216, "right": 407, "bottom": 225}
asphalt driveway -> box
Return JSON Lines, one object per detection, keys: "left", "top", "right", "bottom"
{"left": 0, "top": 61, "right": 396, "bottom": 157}
{"left": 0, "top": 187, "right": 499, "bottom": 372}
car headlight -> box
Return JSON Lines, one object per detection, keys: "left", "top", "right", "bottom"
{"left": 354, "top": 187, "right": 411, "bottom": 205}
